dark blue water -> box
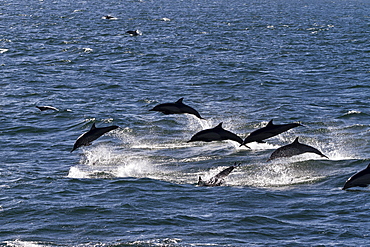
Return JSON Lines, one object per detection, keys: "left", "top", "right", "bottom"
{"left": 1, "top": 0, "right": 370, "bottom": 246}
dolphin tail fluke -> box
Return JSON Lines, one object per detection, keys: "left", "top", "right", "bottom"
{"left": 239, "top": 143, "right": 251, "bottom": 149}
{"left": 322, "top": 154, "right": 329, "bottom": 159}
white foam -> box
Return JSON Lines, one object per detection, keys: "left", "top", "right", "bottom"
{"left": 231, "top": 163, "right": 324, "bottom": 188}
{"left": 4, "top": 240, "right": 47, "bottom": 247}
{"left": 68, "top": 144, "right": 158, "bottom": 179}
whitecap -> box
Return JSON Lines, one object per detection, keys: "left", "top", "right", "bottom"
{"left": 4, "top": 240, "right": 47, "bottom": 247}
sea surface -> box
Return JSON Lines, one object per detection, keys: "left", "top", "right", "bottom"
{"left": 1, "top": 0, "right": 370, "bottom": 246}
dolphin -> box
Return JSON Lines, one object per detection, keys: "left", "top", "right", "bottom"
{"left": 188, "top": 122, "right": 247, "bottom": 147}
{"left": 71, "top": 123, "right": 119, "bottom": 152}
{"left": 150, "top": 98, "right": 204, "bottom": 119}
{"left": 198, "top": 163, "right": 240, "bottom": 187}
{"left": 241, "top": 119, "right": 302, "bottom": 146}
{"left": 36, "top": 105, "right": 59, "bottom": 111}
{"left": 126, "top": 30, "right": 142, "bottom": 36}
{"left": 267, "top": 137, "right": 328, "bottom": 161}
{"left": 102, "top": 15, "right": 117, "bottom": 20}
{"left": 343, "top": 164, "right": 370, "bottom": 190}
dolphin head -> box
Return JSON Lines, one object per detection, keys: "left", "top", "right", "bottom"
{"left": 343, "top": 163, "right": 370, "bottom": 190}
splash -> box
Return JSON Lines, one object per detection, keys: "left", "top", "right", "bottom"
{"left": 67, "top": 145, "right": 159, "bottom": 179}
{"left": 4, "top": 240, "right": 47, "bottom": 247}
{"left": 230, "top": 162, "right": 325, "bottom": 188}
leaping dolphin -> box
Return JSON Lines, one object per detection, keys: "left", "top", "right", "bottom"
{"left": 267, "top": 137, "right": 328, "bottom": 161}
{"left": 36, "top": 106, "right": 59, "bottom": 111}
{"left": 343, "top": 164, "right": 370, "bottom": 190}
{"left": 198, "top": 163, "right": 240, "bottom": 187}
{"left": 188, "top": 122, "right": 246, "bottom": 147}
{"left": 71, "top": 123, "right": 119, "bottom": 152}
{"left": 150, "top": 98, "right": 204, "bottom": 119}
{"left": 241, "top": 119, "right": 302, "bottom": 146}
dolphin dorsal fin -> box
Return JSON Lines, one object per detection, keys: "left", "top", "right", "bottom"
{"left": 293, "top": 137, "right": 300, "bottom": 144}
{"left": 197, "top": 176, "right": 204, "bottom": 186}
{"left": 266, "top": 119, "right": 274, "bottom": 127}
{"left": 215, "top": 122, "right": 223, "bottom": 129}
{"left": 176, "top": 98, "right": 184, "bottom": 104}
{"left": 90, "top": 123, "right": 97, "bottom": 130}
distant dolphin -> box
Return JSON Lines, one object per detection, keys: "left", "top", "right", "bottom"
{"left": 71, "top": 123, "right": 119, "bottom": 152}
{"left": 267, "top": 137, "right": 328, "bottom": 161}
{"left": 188, "top": 122, "right": 247, "bottom": 147}
{"left": 343, "top": 164, "right": 370, "bottom": 190}
{"left": 102, "top": 15, "right": 117, "bottom": 20}
{"left": 150, "top": 98, "right": 204, "bottom": 119}
{"left": 36, "top": 105, "right": 59, "bottom": 111}
{"left": 126, "top": 30, "right": 142, "bottom": 36}
{"left": 198, "top": 163, "right": 240, "bottom": 187}
{"left": 241, "top": 119, "right": 302, "bottom": 146}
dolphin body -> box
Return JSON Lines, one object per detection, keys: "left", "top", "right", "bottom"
{"left": 343, "top": 164, "right": 370, "bottom": 190}
{"left": 267, "top": 137, "right": 328, "bottom": 161}
{"left": 71, "top": 123, "right": 119, "bottom": 152}
{"left": 126, "top": 30, "right": 142, "bottom": 36}
{"left": 241, "top": 119, "right": 302, "bottom": 146}
{"left": 36, "top": 106, "right": 59, "bottom": 111}
{"left": 150, "top": 98, "right": 204, "bottom": 119}
{"left": 198, "top": 163, "right": 240, "bottom": 187}
{"left": 188, "top": 122, "right": 245, "bottom": 146}
{"left": 102, "top": 15, "right": 117, "bottom": 19}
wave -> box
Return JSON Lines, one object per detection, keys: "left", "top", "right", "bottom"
{"left": 3, "top": 238, "right": 183, "bottom": 247}
{"left": 338, "top": 110, "right": 369, "bottom": 119}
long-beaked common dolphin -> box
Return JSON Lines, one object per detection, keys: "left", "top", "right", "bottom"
{"left": 126, "top": 30, "right": 142, "bottom": 36}
{"left": 102, "top": 15, "right": 117, "bottom": 20}
{"left": 343, "top": 164, "right": 370, "bottom": 190}
{"left": 241, "top": 119, "right": 302, "bottom": 146}
{"left": 188, "top": 122, "right": 247, "bottom": 147}
{"left": 150, "top": 98, "right": 204, "bottom": 119}
{"left": 71, "top": 123, "right": 119, "bottom": 152}
{"left": 267, "top": 137, "right": 328, "bottom": 161}
{"left": 198, "top": 163, "right": 240, "bottom": 187}
{"left": 36, "top": 106, "right": 59, "bottom": 111}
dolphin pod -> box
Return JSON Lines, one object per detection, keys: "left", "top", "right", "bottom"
{"left": 198, "top": 163, "right": 241, "bottom": 187}
{"left": 241, "top": 119, "right": 302, "bottom": 146}
{"left": 188, "top": 122, "right": 246, "bottom": 147}
{"left": 59, "top": 97, "right": 369, "bottom": 191}
{"left": 343, "top": 164, "right": 370, "bottom": 190}
{"left": 150, "top": 98, "right": 204, "bottom": 119}
{"left": 71, "top": 123, "right": 119, "bottom": 152}
{"left": 267, "top": 137, "right": 328, "bottom": 161}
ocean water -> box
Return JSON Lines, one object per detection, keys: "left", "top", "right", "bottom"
{"left": 1, "top": 0, "right": 370, "bottom": 246}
